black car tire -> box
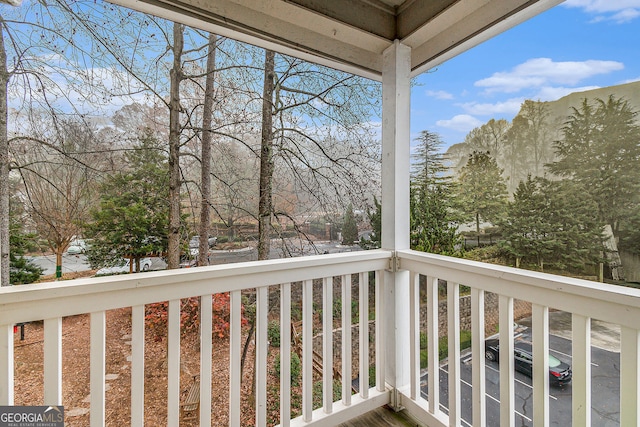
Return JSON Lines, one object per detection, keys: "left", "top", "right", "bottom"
{"left": 485, "top": 349, "right": 496, "bottom": 361}
{"left": 143, "top": 264, "right": 150, "bottom": 271}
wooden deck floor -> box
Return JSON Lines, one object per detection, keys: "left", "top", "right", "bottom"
{"left": 338, "top": 405, "right": 426, "bottom": 427}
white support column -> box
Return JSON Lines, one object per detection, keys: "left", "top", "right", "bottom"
{"left": 381, "top": 39, "right": 411, "bottom": 407}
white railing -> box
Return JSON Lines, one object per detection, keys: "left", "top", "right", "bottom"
{"left": 2, "top": 248, "right": 640, "bottom": 426}
{"left": 0, "top": 250, "right": 391, "bottom": 426}
{"left": 397, "top": 249, "right": 640, "bottom": 427}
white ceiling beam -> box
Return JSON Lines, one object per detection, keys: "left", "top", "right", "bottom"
{"left": 404, "top": 0, "right": 564, "bottom": 77}
{"left": 108, "top": 0, "right": 561, "bottom": 80}
{"left": 109, "top": 0, "right": 391, "bottom": 80}
{"left": 285, "top": 0, "right": 397, "bottom": 39}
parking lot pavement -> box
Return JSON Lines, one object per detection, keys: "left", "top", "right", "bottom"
{"left": 518, "top": 310, "right": 621, "bottom": 353}
{"left": 421, "top": 329, "right": 620, "bottom": 426}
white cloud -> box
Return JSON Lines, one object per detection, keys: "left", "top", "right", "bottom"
{"left": 425, "top": 90, "right": 454, "bottom": 100}
{"left": 533, "top": 85, "right": 601, "bottom": 101}
{"left": 622, "top": 76, "right": 640, "bottom": 84}
{"left": 563, "top": 0, "right": 640, "bottom": 13}
{"left": 563, "top": 0, "right": 640, "bottom": 22}
{"left": 459, "top": 98, "right": 524, "bottom": 116}
{"left": 609, "top": 8, "right": 640, "bottom": 23}
{"left": 436, "top": 115, "right": 483, "bottom": 133}
{"left": 475, "top": 58, "right": 623, "bottom": 94}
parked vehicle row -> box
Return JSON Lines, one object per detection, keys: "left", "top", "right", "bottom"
{"left": 95, "top": 258, "right": 153, "bottom": 276}
{"left": 188, "top": 235, "right": 218, "bottom": 256}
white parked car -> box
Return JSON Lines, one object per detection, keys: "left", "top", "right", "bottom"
{"left": 95, "top": 258, "right": 152, "bottom": 276}
{"left": 67, "top": 238, "right": 90, "bottom": 255}
{"left": 66, "top": 244, "right": 85, "bottom": 255}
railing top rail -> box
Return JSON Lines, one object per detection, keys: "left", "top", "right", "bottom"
{"left": 398, "top": 249, "right": 640, "bottom": 328}
{"left": 0, "top": 250, "right": 391, "bottom": 325}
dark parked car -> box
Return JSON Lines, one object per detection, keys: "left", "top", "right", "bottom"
{"left": 485, "top": 338, "right": 572, "bottom": 386}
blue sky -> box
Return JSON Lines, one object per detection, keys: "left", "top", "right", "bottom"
{"left": 411, "top": 0, "right": 640, "bottom": 151}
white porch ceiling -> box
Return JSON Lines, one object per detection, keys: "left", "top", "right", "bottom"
{"left": 111, "top": 0, "right": 563, "bottom": 80}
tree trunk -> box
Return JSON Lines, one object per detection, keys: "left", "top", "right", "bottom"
{"left": 198, "top": 33, "right": 217, "bottom": 267}
{"left": 603, "top": 224, "right": 625, "bottom": 281}
{"left": 257, "top": 50, "right": 275, "bottom": 261}
{"left": 245, "top": 49, "right": 276, "bottom": 404}
{"left": 167, "top": 23, "right": 184, "bottom": 269}
{"left": 55, "top": 248, "right": 63, "bottom": 279}
{"left": 0, "top": 19, "right": 9, "bottom": 286}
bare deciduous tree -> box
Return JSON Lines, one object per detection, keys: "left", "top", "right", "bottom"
{"left": 197, "top": 33, "right": 217, "bottom": 266}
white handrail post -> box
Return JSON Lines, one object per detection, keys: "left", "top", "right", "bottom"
{"left": 200, "top": 294, "right": 213, "bottom": 425}
{"left": 426, "top": 276, "right": 439, "bottom": 414}
{"left": 229, "top": 290, "right": 242, "bottom": 426}
{"left": 43, "top": 317, "right": 62, "bottom": 405}
{"left": 409, "top": 271, "right": 420, "bottom": 400}
{"left": 167, "top": 300, "right": 181, "bottom": 426}
{"left": 532, "top": 304, "right": 549, "bottom": 427}
{"left": 256, "top": 286, "right": 268, "bottom": 426}
{"left": 280, "top": 283, "right": 292, "bottom": 426}
{"left": 0, "top": 324, "right": 13, "bottom": 405}
{"left": 341, "top": 274, "right": 352, "bottom": 406}
{"left": 381, "top": 38, "right": 411, "bottom": 408}
{"left": 499, "top": 296, "right": 514, "bottom": 427}
{"left": 572, "top": 314, "right": 591, "bottom": 427}
{"left": 302, "top": 279, "right": 313, "bottom": 421}
{"left": 621, "top": 326, "right": 640, "bottom": 427}
{"left": 358, "top": 272, "right": 369, "bottom": 400}
{"left": 471, "top": 288, "right": 486, "bottom": 427}
{"left": 131, "top": 305, "right": 145, "bottom": 426}
{"left": 323, "top": 277, "right": 334, "bottom": 413}
{"left": 447, "top": 282, "right": 461, "bottom": 426}
{"left": 90, "top": 311, "right": 106, "bottom": 427}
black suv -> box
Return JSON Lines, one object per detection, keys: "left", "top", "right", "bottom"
{"left": 485, "top": 338, "right": 572, "bottom": 386}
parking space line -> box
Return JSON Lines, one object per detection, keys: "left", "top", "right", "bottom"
{"left": 438, "top": 367, "right": 536, "bottom": 421}
{"left": 438, "top": 404, "right": 473, "bottom": 427}
{"left": 475, "top": 365, "right": 558, "bottom": 400}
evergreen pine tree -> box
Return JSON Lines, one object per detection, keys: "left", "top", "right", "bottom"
{"left": 342, "top": 203, "right": 358, "bottom": 245}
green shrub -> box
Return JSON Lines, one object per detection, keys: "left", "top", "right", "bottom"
{"left": 275, "top": 352, "right": 302, "bottom": 387}
{"left": 268, "top": 320, "right": 281, "bottom": 347}
{"left": 420, "top": 330, "right": 473, "bottom": 369}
